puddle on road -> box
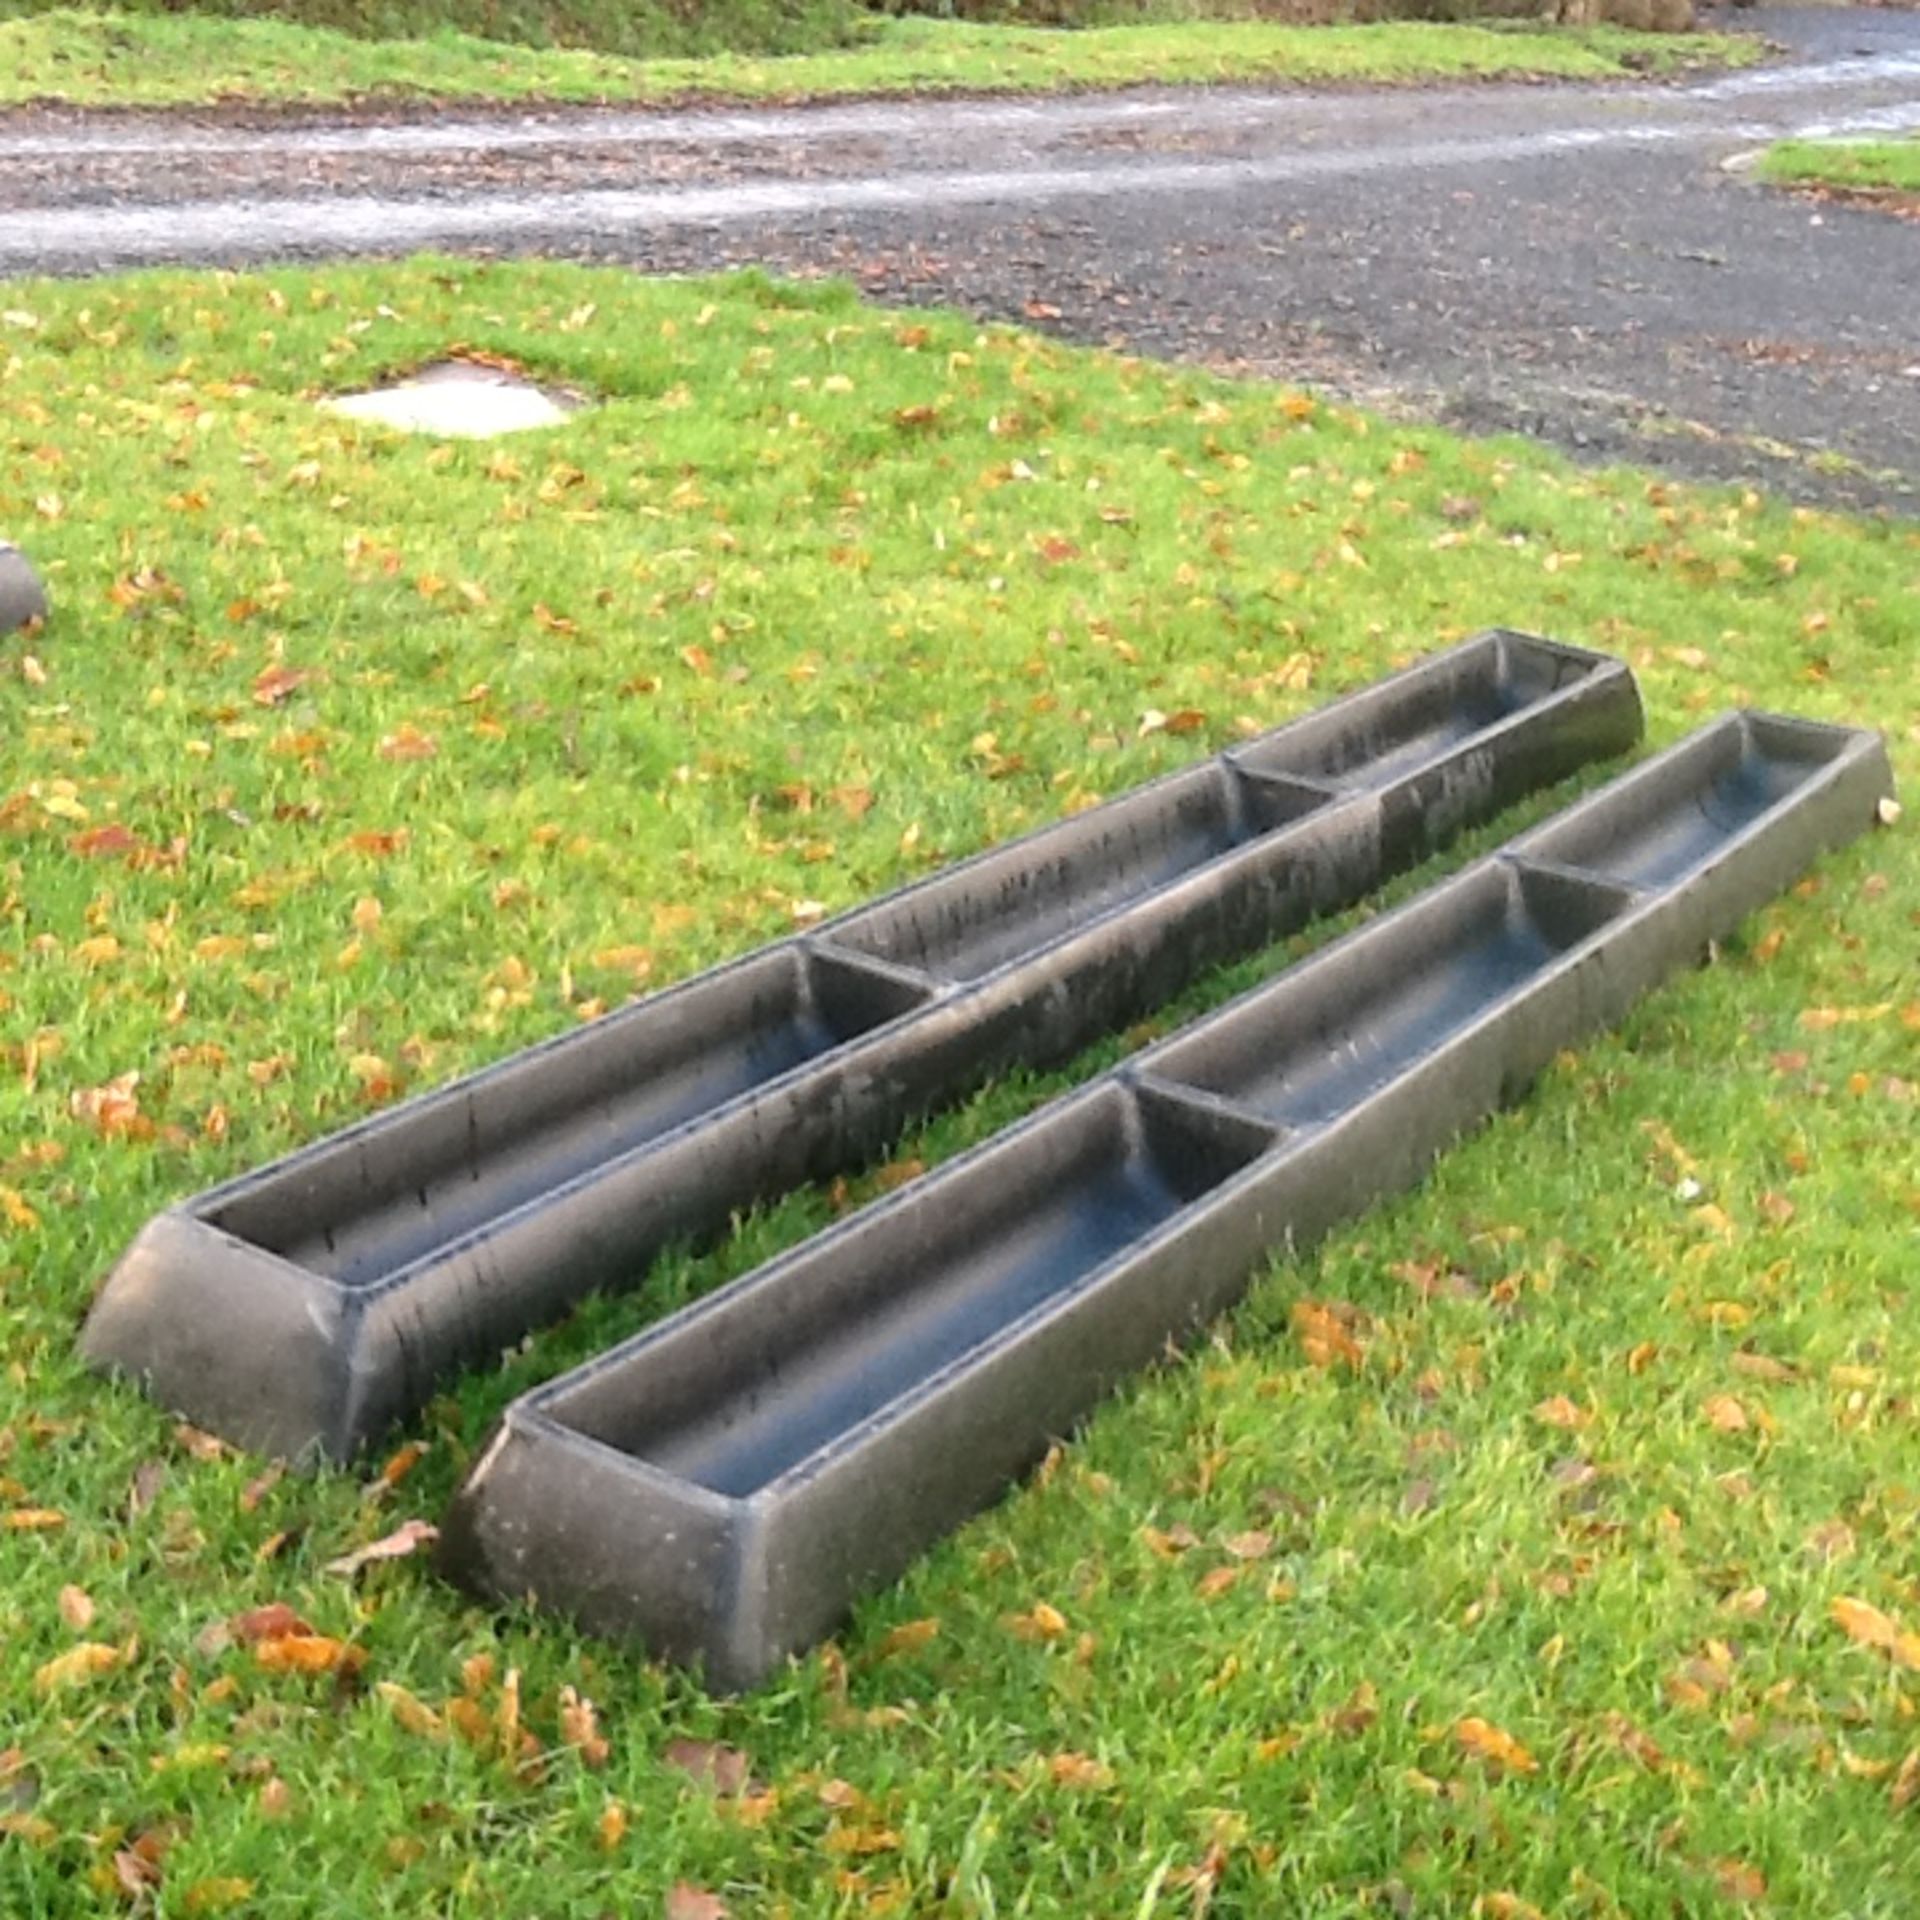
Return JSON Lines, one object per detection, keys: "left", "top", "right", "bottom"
{"left": 322, "top": 359, "right": 579, "bottom": 437}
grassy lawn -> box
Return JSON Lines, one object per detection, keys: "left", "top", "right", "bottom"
{"left": 2, "top": 258, "right": 1916, "bottom": 1916}
{"left": 1759, "top": 132, "right": 1920, "bottom": 196}
{"left": 0, "top": 7, "right": 1756, "bottom": 111}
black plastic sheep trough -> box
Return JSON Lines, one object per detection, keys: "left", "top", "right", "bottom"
{"left": 438, "top": 711, "right": 1893, "bottom": 1691}
{"left": 82, "top": 631, "right": 1639, "bottom": 1459}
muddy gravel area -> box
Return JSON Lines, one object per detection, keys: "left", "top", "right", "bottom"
{"left": 1, "top": 6, "right": 1916, "bottom": 511}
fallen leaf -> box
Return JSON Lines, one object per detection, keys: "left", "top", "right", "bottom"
{"left": 183, "top": 1879, "right": 254, "bottom": 1915}
{"left": 1046, "top": 1750, "right": 1114, "bottom": 1790}
{"left": 324, "top": 1517, "right": 437, "bottom": 1578}
{"left": 254, "top": 1633, "right": 363, "bottom": 1677}
{"left": 5, "top": 1509, "right": 64, "bottom": 1531}
{"left": 1714, "top": 1859, "right": 1767, "bottom": 1902}
{"left": 665, "top": 1883, "right": 729, "bottom": 1920}
{"left": 870, "top": 1618, "right": 940, "bottom": 1662}
{"left": 67, "top": 822, "right": 144, "bottom": 860}
{"left": 662, "top": 1738, "right": 752, "bottom": 1798}
{"left": 1291, "top": 1299, "right": 1365, "bottom": 1370}
{"left": 1892, "top": 1748, "right": 1920, "bottom": 1814}
{"left": 374, "top": 1441, "right": 427, "bottom": 1490}
{"left": 226, "top": 1602, "right": 313, "bottom": 1645}
{"left": 558, "top": 1686, "right": 610, "bottom": 1768}
{"left": 376, "top": 1682, "right": 446, "bottom": 1741}
{"left": 57, "top": 1584, "right": 94, "bottom": 1629}
{"left": 377, "top": 724, "right": 438, "bottom": 762}
{"left": 1832, "top": 1596, "right": 1920, "bottom": 1667}
{"left": 252, "top": 665, "right": 307, "bottom": 707}
{"left": 1003, "top": 1600, "right": 1069, "bottom": 1642}
{"left": 1702, "top": 1394, "right": 1749, "bottom": 1434}
{"left": 1455, "top": 1716, "right": 1539, "bottom": 1775}
{"left": 34, "top": 1641, "right": 122, "bottom": 1693}
{"left": 1532, "top": 1395, "right": 1590, "bottom": 1431}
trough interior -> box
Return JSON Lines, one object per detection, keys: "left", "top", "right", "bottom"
{"left": 203, "top": 946, "right": 930, "bottom": 1288}
{"left": 1236, "top": 633, "right": 1594, "bottom": 789}
{"left": 545, "top": 1085, "right": 1275, "bottom": 1497}
{"left": 827, "top": 763, "right": 1334, "bottom": 984}
{"left": 1519, "top": 714, "right": 1847, "bottom": 891}
{"left": 1151, "top": 862, "right": 1628, "bottom": 1128}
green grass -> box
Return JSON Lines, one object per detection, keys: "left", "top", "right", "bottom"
{"left": 1759, "top": 132, "right": 1920, "bottom": 196}
{"left": 2, "top": 257, "right": 1916, "bottom": 1918}
{"left": 0, "top": 8, "right": 1756, "bottom": 109}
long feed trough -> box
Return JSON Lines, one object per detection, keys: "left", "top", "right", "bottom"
{"left": 439, "top": 711, "right": 1894, "bottom": 1691}
{"left": 83, "top": 632, "right": 1640, "bottom": 1459}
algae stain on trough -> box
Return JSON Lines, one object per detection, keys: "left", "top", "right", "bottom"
{"left": 322, "top": 360, "right": 578, "bottom": 438}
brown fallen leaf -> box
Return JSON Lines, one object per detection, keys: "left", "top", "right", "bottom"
{"left": 34, "top": 1641, "right": 123, "bottom": 1692}
{"left": 665, "top": 1884, "right": 729, "bottom": 1920}
{"left": 1891, "top": 1748, "right": 1920, "bottom": 1814}
{"left": 662, "top": 1738, "right": 752, "bottom": 1798}
{"left": 558, "top": 1686, "right": 610, "bottom": 1768}
{"left": 252, "top": 665, "right": 307, "bottom": 707}
{"left": 56, "top": 1584, "right": 94, "bottom": 1629}
{"left": 239, "top": 1464, "right": 285, "bottom": 1512}
{"left": 324, "top": 1517, "right": 438, "bottom": 1578}
{"left": 5, "top": 1509, "right": 65, "bottom": 1531}
{"left": 227, "top": 1602, "right": 314, "bottom": 1645}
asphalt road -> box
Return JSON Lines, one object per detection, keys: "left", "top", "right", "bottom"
{"left": 2, "top": 6, "right": 1916, "bottom": 509}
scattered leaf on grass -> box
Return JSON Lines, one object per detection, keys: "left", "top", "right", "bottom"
{"left": 662, "top": 1738, "right": 752, "bottom": 1797}
{"left": 226, "top": 1602, "right": 313, "bottom": 1645}
{"left": 1532, "top": 1395, "right": 1589, "bottom": 1431}
{"left": 665, "top": 1884, "right": 728, "bottom": 1920}
{"left": 1046, "top": 1751, "right": 1114, "bottom": 1790}
{"left": 376, "top": 1682, "right": 446, "bottom": 1741}
{"left": 1003, "top": 1600, "right": 1069, "bottom": 1642}
{"left": 323, "top": 1517, "right": 438, "bottom": 1578}
{"left": 57, "top": 1584, "right": 94, "bottom": 1628}
{"left": 1831, "top": 1596, "right": 1920, "bottom": 1668}
{"left": 34, "top": 1641, "right": 122, "bottom": 1692}
{"left": 1455, "top": 1716, "right": 1539, "bottom": 1775}
{"left": 255, "top": 1633, "right": 364, "bottom": 1677}
{"left": 1714, "top": 1859, "right": 1767, "bottom": 1902}
{"left": 1291, "top": 1299, "right": 1365, "bottom": 1370}
{"left": 869, "top": 1617, "right": 940, "bottom": 1662}
{"left": 558, "top": 1686, "right": 610, "bottom": 1768}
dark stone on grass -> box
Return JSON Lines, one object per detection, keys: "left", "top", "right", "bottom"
{"left": 0, "top": 541, "right": 47, "bottom": 635}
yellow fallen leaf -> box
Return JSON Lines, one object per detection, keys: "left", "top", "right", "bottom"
{"left": 1531, "top": 1394, "right": 1589, "bottom": 1431}
{"left": 35, "top": 1641, "right": 122, "bottom": 1693}
{"left": 376, "top": 1682, "right": 446, "bottom": 1741}
{"left": 1455, "top": 1716, "right": 1539, "bottom": 1775}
